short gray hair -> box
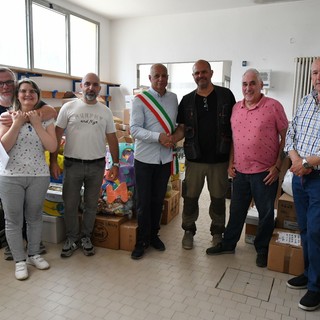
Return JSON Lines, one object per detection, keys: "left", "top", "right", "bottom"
{"left": 0, "top": 66, "right": 16, "bottom": 81}
{"left": 243, "top": 68, "right": 263, "bottom": 83}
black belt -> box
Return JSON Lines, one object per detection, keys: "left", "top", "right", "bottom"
{"left": 64, "top": 157, "right": 105, "bottom": 163}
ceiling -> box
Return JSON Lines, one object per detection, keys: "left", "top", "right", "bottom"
{"left": 62, "top": 0, "right": 303, "bottom": 21}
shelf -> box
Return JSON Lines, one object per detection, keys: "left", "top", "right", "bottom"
{"left": 41, "top": 90, "right": 112, "bottom": 102}
{"left": 14, "top": 69, "right": 120, "bottom": 107}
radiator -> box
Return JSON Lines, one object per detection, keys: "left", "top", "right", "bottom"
{"left": 292, "top": 57, "right": 319, "bottom": 116}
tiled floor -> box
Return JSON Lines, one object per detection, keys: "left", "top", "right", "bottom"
{"left": 0, "top": 191, "right": 319, "bottom": 320}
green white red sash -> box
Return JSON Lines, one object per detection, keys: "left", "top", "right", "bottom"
{"left": 136, "top": 91, "right": 179, "bottom": 175}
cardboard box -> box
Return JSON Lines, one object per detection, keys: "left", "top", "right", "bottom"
{"left": 115, "top": 123, "right": 130, "bottom": 133}
{"left": 46, "top": 183, "right": 63, "bottom": 202}
{"left": 161, "top": 190, "right": 180, "bottom": 225}
{"left": 171, "top": 179, "right": 181, "bottom": 193}
{"left": 276, "top": 193, "right": 299, "bottom": 231}
{"left": 123, "top": 108, "right": 131, "bottom": 125}
{"left": 267, "top": 228, "right": 304, "bottom": 276}
{"left": 91, "top": 215, "right": 128, "bottom": 250}
{"left": 120, "top": 220, "right": 138, "bottom": 251}
{"left": 118, "top": 135, "right": 134, "bottom": 143}
{"left": 42, "top": 215, "right": 66, "bottom": 244}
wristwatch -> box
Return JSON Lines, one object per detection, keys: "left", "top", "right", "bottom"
{"left": 113, "top": 163, "right": 120, "bottom": 167}
{"left": 302, "top": 158, "right": 312, "bottom": 169}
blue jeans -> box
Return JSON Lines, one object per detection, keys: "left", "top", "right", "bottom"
{"left": 223, "top": 171, "right": 277, "bottom": 254}
{"left": 0, "top": 176, "right": 50, "bottom": 262}
{"left": 134, "top": 160, "right": 171, "bottom": 244}
{"left": 292, "top": 171, "right": 320, "bottom": 292}
{"left": 63, "top": 158, "right": 105, "bottom": 242}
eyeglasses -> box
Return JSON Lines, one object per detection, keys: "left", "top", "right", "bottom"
{"left": 19, "top": 89, "right": 38, "bottom": 95}
{"left": 0, "top": 80, "right": 15, "bottom": 88}
{"left": 203, "top": 97, "right": 208, "bottom": 111}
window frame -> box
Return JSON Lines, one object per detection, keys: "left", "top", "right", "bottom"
{"left": 1, "top": 0, "right": 100, "bottom": 78}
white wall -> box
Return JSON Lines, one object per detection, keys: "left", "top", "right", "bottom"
{"left": 110, "top": 0, "right": 320, "bottom": 119}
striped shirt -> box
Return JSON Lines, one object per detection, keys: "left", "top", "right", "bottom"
{"left": 285, "top": 91, "right": 320, "bottom": 169}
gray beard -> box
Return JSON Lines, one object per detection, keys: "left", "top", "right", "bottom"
{"left": 0, "top": 96, "right": 12, "bottom": 107}
{"left": 85, "top": 93, "right": 97, "bottom": 101}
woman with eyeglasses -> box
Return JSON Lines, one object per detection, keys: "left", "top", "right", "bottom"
{"left": 0, "top": 79, "right": 57, "bottom": 280}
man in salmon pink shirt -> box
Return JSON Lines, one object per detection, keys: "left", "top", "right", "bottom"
{"left": 206, "top": 68, "right": 288, "bottom": 268}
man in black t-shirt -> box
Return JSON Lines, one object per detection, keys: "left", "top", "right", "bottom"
{"left": 172, "top": 60, "right": 236, "bottom": 250}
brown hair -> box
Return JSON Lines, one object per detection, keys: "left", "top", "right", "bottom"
{"left": 13, "top": 79, "right": 41, "bottom": 111}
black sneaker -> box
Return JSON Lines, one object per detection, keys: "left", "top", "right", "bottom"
{"left": 150, "top": 235, "right": 165, "bottom": 251}
{"left": 131, "top": 242, "right": 145, "bottom": 260}
{"left": 4, "top": 246, "right": 13, "bottom": 261}
{"left": 61, "top": 238, "right": 78, "bottom": 258}
{"left": 206, "top": 242, "right": 235, "bottom": 256}
{"left": 298, "top": 290, "right": 320, "bottom": 311}
{"left": 256, "top": 253, "right": 268, "bottom": 268}
{"left": 286, "top": 274, "right": 308, "bottom": 289}
{"left": 80, "top": 237, "right": 95, "bottom": 256}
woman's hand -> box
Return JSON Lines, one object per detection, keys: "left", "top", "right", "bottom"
{"left": 11, "top": 110, "right": 28, "bottom": 126}
{"left": 27, "top": 110, "right": 42, "bottom": 128}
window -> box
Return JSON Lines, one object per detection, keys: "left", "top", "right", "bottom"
{"left": 70, "top": 15, "right": 98, "bottom": 77}
{"left": 0, "top": 0, "right": 99, "bottom": 77}
{"left": 1, "top": 0, "right": 28, "bottom": 68}
{"left": 32, "top": 3, "right": 67, "bottom": 73}
{"left": 137, "top": 61, "right": 232, "bottom": 102}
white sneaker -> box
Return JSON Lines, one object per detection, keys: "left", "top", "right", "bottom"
{"left": 15, "top": 261, "right": 28, "bottom": 280}
{"left": 27, "top": 255, "right": 50, "bottom": 270}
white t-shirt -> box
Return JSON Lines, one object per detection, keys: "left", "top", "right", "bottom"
{"left": 56, "top": 99, "right": 116, "bottom": 160}
{"left": 0, "top": 119, "right": 54, "bottom": 176}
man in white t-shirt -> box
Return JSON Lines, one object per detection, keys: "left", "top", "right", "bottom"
{"left": 50, "top": 73, "right": 119, "bottom": 258}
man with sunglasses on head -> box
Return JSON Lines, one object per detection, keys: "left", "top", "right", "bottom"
{"left": 172, "top": 59, "right": 236, "bottom": 251}
{"left": 0, "top": 66, "right": 57, "bottom": 260}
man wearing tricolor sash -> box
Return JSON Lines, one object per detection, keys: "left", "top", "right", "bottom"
{"left": 130, "top": 64, "right": 178, "bottom": 259}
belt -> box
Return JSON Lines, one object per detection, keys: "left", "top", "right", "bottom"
{"left": 64, "top": 157, "right": 105, "bottom": 163}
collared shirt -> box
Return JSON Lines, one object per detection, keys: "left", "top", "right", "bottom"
{"left": 232, "top": 95, "right": 288, "bottom": 174}
{"left": 285, "top": 92, "right": 320, "bottom": 169}
{"left": 130, "top": 87, "right": 178, "bottom": 165}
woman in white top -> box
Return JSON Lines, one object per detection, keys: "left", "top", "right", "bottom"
{"left": 0, "top": 79, "right": 57, "bottom": 280}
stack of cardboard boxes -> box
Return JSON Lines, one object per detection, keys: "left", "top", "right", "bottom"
{"left": 267, "top": 193, "right": 304, "bottom": 275}
{"left": 244, "top": 157, "right": 304, "bottom": 275}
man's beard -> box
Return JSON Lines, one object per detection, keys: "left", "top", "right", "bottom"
{"left": 0, "top": 95, "right": 12, "bottom": 107}
{"left": 85, "top": 92, "right": 97, "bottom": 101}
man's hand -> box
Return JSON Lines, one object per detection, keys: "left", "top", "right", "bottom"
{"left": 107, "top": 166, "right": 119, "bottom": 181}
{"left": 50, "top": 161, "right": 61, "bottom": 180}
{"left": 264, "top": 165, "right": 280, "bottom": 185}
{"left": 159, "top": 132, "right": 174, "bottom": 148}
{"left": 290, "top": 157, "right": 312, "bottom": 177}
{"left": 0, "top": 111, "right": 13, "bottom": 127}
{"left": 228, "top": 165, "right": 236, "bottom": 178}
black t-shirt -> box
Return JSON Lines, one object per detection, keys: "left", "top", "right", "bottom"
{"left": 0, "top": 105, "right": 8, "bottom": 115}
